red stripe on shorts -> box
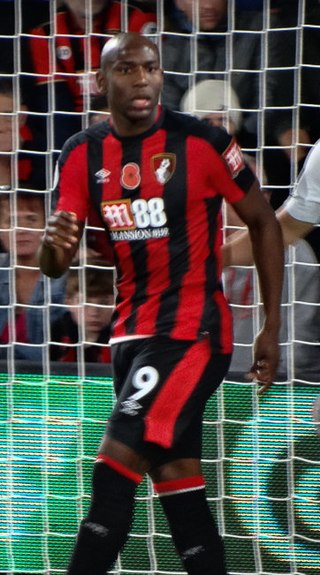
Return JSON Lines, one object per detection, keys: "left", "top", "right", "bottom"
{"left": 144, "top": 339, "right": 211, "bottom": 448}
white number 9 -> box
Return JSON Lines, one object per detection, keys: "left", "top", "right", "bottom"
{"left": 130, "top": 366, "right": 159, "bottom": 401}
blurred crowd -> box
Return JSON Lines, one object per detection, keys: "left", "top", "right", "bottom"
{"left": 0, "top": 0, "right": 319, "bottom": 374}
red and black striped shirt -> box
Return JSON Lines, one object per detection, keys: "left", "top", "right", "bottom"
{"left": 56, "top": 107, "right": 255, "bottom": 353}
{"left": 28, "top": 2, "right": 157, "bottom": 112}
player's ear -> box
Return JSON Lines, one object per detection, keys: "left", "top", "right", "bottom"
{"left": 159, "top": 67, "right": 164, "bottom": 85}
{"left": 96, "top": 69, "right": 108, "bottom": 96}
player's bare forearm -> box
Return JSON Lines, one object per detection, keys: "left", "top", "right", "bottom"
{"left": 246, "top": 213, "right": 284, "bottom": 391}
{"left": 38, "top": 211, "right": 83, "bottom": 278}
{"left": 249, "top": 215, "right": 283, "bottom": 331}
{"left": 221, "top": 229, "right": 253, "bottom": 267}
{"left": 230, "top": 183, "right": 284, "bottom": 390}
{"left": 230, "top": 183, "right": 284, "bottom": 327}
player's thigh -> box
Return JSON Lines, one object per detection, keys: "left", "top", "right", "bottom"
{"left": 107, "top": 336, "right": 191, "bottom": 448}
{"left": 107, "top": 336, "right": 230, "bottom": 465}
{"left": 147, "top": 349, "right": 231, "bottom": 465}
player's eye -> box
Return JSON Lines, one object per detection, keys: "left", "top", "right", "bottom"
{"left": 118, "top": 65, "right": 131, "bottom": 74}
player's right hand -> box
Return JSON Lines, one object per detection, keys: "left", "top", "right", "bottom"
{"left": 246, "top": 326, "right": 280, "bottom": 395}
{"left": 42, "top": 211, "right": 79, "bottom": 250}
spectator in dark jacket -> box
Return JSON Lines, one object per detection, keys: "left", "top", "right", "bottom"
{"left": 161, "top": 0, "right": 284, "bottom": 147}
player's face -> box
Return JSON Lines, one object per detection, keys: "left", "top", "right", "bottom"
{"left": 97, "top": 39, "right": 163, "bottom": 136}
{"left": 175, "top": 0, "right": 227, "bottom": 31}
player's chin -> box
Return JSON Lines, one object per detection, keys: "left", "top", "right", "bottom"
{"left": 127, "top": 108, "right": 153, "bottom": 121}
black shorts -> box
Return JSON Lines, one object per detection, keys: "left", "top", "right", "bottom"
{"left": 107, "top": 336, "right": 231, "bottom": 466}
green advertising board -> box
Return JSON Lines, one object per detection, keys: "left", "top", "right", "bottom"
{"left": 0, "top": 373, "right": 319, "bottom": 573}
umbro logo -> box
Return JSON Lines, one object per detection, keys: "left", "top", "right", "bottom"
{"left": 95, "top": 168, "right": 111, "bottom": 184}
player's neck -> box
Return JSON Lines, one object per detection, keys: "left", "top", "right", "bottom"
{"left": 110, "top": 108, "right": 159, "bottom": 138}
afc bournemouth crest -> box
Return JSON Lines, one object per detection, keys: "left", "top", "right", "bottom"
{"left": 152, "top": 153, "right": 176, "bottom": 184}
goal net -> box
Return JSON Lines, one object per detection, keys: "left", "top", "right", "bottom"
{"left": 0, "top": 0, "right": 319, "bottom": 574}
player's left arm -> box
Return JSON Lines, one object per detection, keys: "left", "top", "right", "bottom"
{"left": 231, "top": 180, "right": 284, "bottom": 393}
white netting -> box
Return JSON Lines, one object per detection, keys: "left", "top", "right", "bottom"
{"left": 0, "top": 0, "right": 319, "bottom": 574}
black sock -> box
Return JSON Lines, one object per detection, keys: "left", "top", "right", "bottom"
{"left": 67, "top": 455, "right": 142, "bottom": 575}
{"left": 154, "top": 476, "right": 227, "bottom": 575}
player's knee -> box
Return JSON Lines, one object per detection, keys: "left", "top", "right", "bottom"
{"left": 87, "top": 457, "right": 142, "bottom": 529}
{"left": 99, "top": 435, "right": 150, "bottom": 475}
{"left": 150, "top": 458, "right": 202, "bottom": 484}
{"left": 67, "top": 458, "right": 143, "bottom": 574}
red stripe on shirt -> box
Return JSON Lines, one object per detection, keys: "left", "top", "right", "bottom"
{"left": 56, "top": 141, "right": 90, "bottom": 220}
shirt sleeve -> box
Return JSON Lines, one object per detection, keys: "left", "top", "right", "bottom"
{"left": 55, "top": 136, "right": 91, "bottom": 222}
{"left": 205, "top": 132, "right": 256, "bottom": 204}
{"left": 285, "top": 140, "right": 320, "bottom": 224}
